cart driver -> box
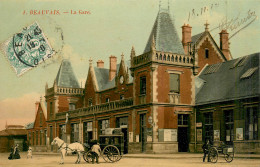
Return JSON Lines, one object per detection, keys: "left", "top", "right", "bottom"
{"left": 91, "top": 140, "right": 101, "bottom": 164}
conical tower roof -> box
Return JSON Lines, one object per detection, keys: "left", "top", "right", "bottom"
{"left": 144, "top": 10, "right": 184, "bottom": 55}
{"left": 55, "top": 59, "right": 80, "bottom": 88}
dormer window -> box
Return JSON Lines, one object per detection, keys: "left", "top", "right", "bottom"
{"left": 205, "top": 48, "right": 209, "bottom": 58}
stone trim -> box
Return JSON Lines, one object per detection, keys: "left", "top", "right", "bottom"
{"left": 196, "top": 33, "right": 225, "bottom": 62}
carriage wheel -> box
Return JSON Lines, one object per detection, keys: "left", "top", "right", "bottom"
{"left": 209, "top": 147, "right": 218, "bottom": 163}
{"left": 83, "top": 150, "right": 93, "bottom": 163}
{"left": 102, "top": 145, "right": 121, "bottom": 163}
{"left": 224, "top": 152, "right": 234, "bottom": 163}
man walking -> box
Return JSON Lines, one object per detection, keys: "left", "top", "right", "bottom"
{"left": 202, "top": 139, "right": 211, "bottom": 162}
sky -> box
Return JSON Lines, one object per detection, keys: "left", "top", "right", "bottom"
{"left": 0, "top": 0, "right": 259, "bottom": 130}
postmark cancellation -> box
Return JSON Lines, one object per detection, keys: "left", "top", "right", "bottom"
{"left": 1, "top": 22, "right": 54, "bottom": 76}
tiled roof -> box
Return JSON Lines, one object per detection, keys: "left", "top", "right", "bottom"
{"left": 55, "top": 59, "right": 80, "bottom": 88}
{"left": 195, "top": 52, "right": 259, "bottom": 105}
{"left": 143, "top": 10, "right": 184, "bottom": 54}
{"left": 0, "top": 129, "right": 27, "bottom": 136}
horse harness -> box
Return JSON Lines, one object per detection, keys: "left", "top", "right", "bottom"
{"left": 59, "top": 142, "right": 77, "bottom": 154}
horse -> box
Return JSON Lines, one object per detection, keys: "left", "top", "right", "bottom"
{"left": 51, "top": 137, "right": 85, "bottom": 164}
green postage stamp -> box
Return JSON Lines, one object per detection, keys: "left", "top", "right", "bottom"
{"left": 1, "top": 22, "right": 54, "bottom": 76}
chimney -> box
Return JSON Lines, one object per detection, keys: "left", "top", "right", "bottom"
{"left": 219, "top": 30, "right": 231, "bottom": 60}
{"left": 97, "top": 60, "right": 104, "bottom": 68}
{"left": 182, "top": 24, "right": 192, "bottom": 55}
{"left": 35, "top": 101, "right": 40, "bottom": 116}
{"left": 109, "top": 55, "right": 117, "bottom": 81}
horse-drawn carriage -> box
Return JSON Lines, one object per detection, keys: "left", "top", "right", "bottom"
{"left": 51, "top": 128, "right": 124, "bottom": 164}
{"left": 83, "top": 132, "right": 124, "bottom": 163}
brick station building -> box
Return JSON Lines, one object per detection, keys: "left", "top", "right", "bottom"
{"left": 27, "top": 8, "right": 259, "bottom": 153}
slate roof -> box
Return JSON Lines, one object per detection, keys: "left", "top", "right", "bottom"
{"left": 94, "top": 60, "right": 133, "bottom": 91}
{"left": 191, "top": 32, "right": 204, "bottom": 46}
{"left": 196, "top": 52, "right": 259, "bottom": 105}
{"left": 25, "top": 122, "right": 34, "bottom": 130}
{"left": 0, "top": 129, "right": 27, "bottom": 136}
{"left": 55, "top": 59, "right": 80, "bottom": 88}
{"left": 143, "top": 10, "right": 184, "bottom": 55}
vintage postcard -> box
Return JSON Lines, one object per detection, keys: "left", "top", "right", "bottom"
{"left": 0, "top": 0, "right": 259, "bottom": 166}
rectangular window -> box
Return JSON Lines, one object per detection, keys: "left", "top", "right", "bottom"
{"left": 224, "top": 110, "right": 234, "bottom": 143}
{"left": 71, "top": 123, "right": 79, "bottom": 143}
{"left": 116, "top": 117, "right": 128, "bottom": 128}
{"left": 140, "top": 76, "right": 146, "bottom": 95}
{"left": 99, "top": 119, "right": 110, "bottom": 135}
{"left": 36, "top": 131, "right": 38, "bottom": 145}
{"left": 84, "top": 122, "right": 93, "bottom": 143}
{"left": 204, "top": 112, "right": 213, "bottom": 141}
{"left": 205, "top": 49, "right": 209, "bottom": 58}
{"left": 40, "top": 130, "right": 42, "bottom": 145}
{"left": 69, "top": 103, "right": 75, "bottom": 110}
{"left": 178, "top": 114, "right": 189, "bottom": 125}
{"left": 50, "top": 102, "right": 53, "bottom": 118}
{"left": 44, "top": 129, "right": 47, "bottom": 145}
{"left": 245, "top": 107, "right": 258, "bottom": 140}
{"left": 170, "top": 73, "right": 180, "bottom": 93}
{"left": 32, "top": 132, "right": 34, "bottom": 146}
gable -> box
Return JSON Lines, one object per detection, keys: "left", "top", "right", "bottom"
{"left": 33, "top": 102, "right": 47, "bottom": 129}
{"left": 195, "top": 32, "right": 227, "bottom": 62}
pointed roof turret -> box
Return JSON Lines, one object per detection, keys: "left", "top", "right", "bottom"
{"left": 55, "top": 59, "right": 80, "bottom": 88}
{"left": 143, "top": 8, "right": 184, "bottom": 54}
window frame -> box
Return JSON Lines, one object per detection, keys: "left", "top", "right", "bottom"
{"left": 245, "top": 106, "right": 258, "bottom": 140}
{"left": 204, "top": 112, "right": 213, "bottom": 141}
{"left": 140, "top": 76, "right": 146, "bottom": 95}
{"left": 205, "top": 48, "right": 209, "bottom": 59}
{"left": 169, "top": 73, "right": 180, "bottom": 93}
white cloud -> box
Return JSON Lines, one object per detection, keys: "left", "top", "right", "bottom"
{"left": 0, "top": 92, "right": 43, "bottom": 130}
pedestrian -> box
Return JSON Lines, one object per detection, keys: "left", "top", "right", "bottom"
{"left": 91, "top": 140, "right": 101, "bottom": 164}
{"left": 202, "top": 139, "right": 210, "bottom": 162}
{"left": 27, "top": 147, "right": 33, "bottom": 159}
{"left": 13, "top": 144, "right": 21, "bottom": 159}
{"left": 8, "top": 146, "right": 14, "bottom": 160}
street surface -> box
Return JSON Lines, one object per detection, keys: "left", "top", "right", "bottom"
{"left": 0, "top": 152, "right": 260, "bottom": 167}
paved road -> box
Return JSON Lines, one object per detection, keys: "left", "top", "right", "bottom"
{"left": 0, "top": 152, "right": 260, "bottom": 167}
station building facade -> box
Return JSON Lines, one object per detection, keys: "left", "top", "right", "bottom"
{"left": 27, "top": 8, "right": 257, "bottom": 153}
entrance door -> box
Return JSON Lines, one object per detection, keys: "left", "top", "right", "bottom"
{"left": 178, "top": 127, "right": 189, "bottom": 152}
{"left": 121, "top": 128, "right": 128, "bottom": 154}
{"left": 178, "top": 114, "right": 189, "bottom": 152}
{"left": 140, "top": 114, "right": 146, "bottom": 152}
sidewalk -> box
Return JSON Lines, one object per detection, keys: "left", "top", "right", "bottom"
{"left": 33, "top": 152, "right": 260, "bottom": 159}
